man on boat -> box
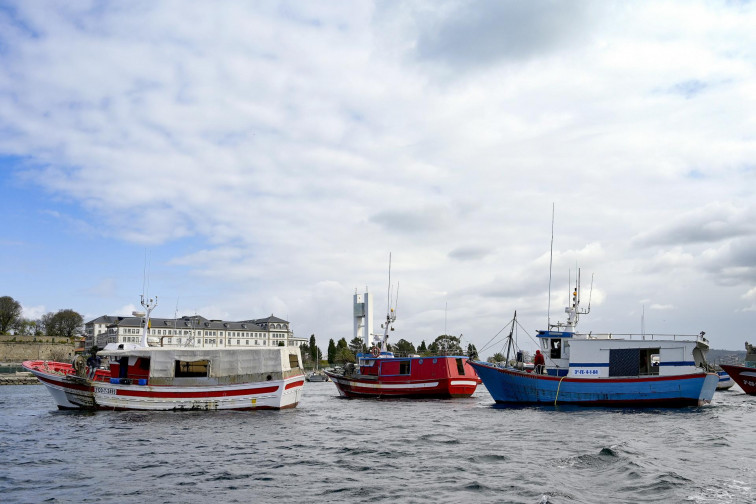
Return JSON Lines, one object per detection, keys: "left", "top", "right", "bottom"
{"left": 533, "top": 350, "right": 545, "bottom": 374}
{"left": 86, "top": 348, "right": 101, "bottom": 379}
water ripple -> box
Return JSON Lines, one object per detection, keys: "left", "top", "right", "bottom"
{"left": 0, "top": 383, "right": 754, "bottom": 503}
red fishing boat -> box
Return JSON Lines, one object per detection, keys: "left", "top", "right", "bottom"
{"left": 719, "top": 364, "right": 756, "bottom": 395}
{"left": 718, "top": 341, "right": 756, "bottom": 395}
{"left": 324, "top": 286, "right": 479, "bottom": 398}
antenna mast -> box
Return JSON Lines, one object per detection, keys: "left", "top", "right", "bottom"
{"left": 547, "top": 203, "right": 555, "bottom": 329}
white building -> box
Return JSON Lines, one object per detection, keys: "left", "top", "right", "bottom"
{"left": 84, "top": 314, "right": 307, "bottom": 349}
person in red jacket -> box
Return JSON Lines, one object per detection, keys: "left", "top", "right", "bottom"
{"left": 533, "top": 349, "right": 545, "bottom": 374}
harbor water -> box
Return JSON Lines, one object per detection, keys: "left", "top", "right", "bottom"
{"left": 0, "top": 382, "right": 754, "bottom": 503}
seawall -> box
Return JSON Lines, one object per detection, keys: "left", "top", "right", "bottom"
{"left": 0, "top": 340, "right": 76, "bottom": 363}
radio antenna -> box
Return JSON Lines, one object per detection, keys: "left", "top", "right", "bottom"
{"left": 547, "top": 203, "right": 555, "bottom": 329}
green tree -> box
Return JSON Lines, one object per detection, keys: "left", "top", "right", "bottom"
{"left": 394, "top": 338, "right": 416, "bottom": 355}
{"left": 12, "top": 318, "right": 37, "bottom": 336}
{"left": 336, "top": 337, "right": 348, "bottom": 349}
{"left": 327, "top": 338, "right": 336, "bottom": 365}
{"left": 0, "top": 296, "right": 22, "bottom": 334}
{"left": 334, "top": 346, "right": 356, "bottom": 364}
{"left": 309, "top": 334, "right": 318, "bottom": 362}
{"left": 48, "top": 309, "right": 84, "bottom": 339}
{"left": 418, "top": 340, "right": 427, "bottom": 354}
{"left": 487, "top": 352, "right": 505, "bottom": 363}
{"left": 348, "top": 336, "right": 366, "bottom": 354}
{"left": 467, "top": 343, "right": 479, "bottom": 360}
{"left": 39, "top": 312, "right": 55, "bottom": 335}
{"left": 429, "top": 334, "right": 463, "bottom": 355}
{"left": 300, "top": 342, "right": 311, "bottom": 363}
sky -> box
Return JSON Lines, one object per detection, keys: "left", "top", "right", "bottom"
{"left": 1, "top": 0, "right": 755, "bottom": 357}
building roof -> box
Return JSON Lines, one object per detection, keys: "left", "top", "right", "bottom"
{"left": 246, "top": 315, "right": 289, "bottom": 325}
{"left": 85, "top": 315, "right": 123, "bottom": 325}
{"left": 104, "top": 314, "right": 290, "bottom": 331}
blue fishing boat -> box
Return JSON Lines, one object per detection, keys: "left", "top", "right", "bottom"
{"left": 470, "top": 273, "right": 718, "bottom": 407}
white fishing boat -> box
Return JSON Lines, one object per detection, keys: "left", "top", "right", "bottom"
{"left": 23, "top": 296, "right": 305, "bottom": 410}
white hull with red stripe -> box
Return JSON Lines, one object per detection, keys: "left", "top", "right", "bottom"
{"left": 26, "top": 367, "right": 303, "bottom": 410}
{"left": 23, "top": 345, "right": 305, "bottom": 411}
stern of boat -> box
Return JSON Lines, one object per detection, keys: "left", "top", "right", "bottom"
{"left": 698, "top": 373, "right": 719, "bottom": 405}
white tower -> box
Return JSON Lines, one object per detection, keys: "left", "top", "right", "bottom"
{"left": 353, "top": 291, "right": 374, "bottom": 349}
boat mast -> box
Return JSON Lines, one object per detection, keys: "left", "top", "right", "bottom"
{"left": 547, "top": 204, "right": 555, "bottom": 331}
{"left": 139, "top": 294, "right": 158, "bottom": 347}
{"left": 504, "top": 311, "right": 517, "bottom": 365}
{"left": 380, "top": 253, "right": 397, "bottom": 353}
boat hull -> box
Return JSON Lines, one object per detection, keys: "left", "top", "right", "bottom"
{"left": 719, "top": 364, "right": 756, "bottom": 395}
{"left": 325, "top": 355, "right": 478, "bottom": 399}
{"left": 23, "top": 360, "right": 304, "bottom": 411}
{"left": 470, "top": 361, "right": 718, "bottom": 407}
{"left": 716, "top": 369, "right": 735, "bottom": 390}
{"left": 325, "top": 373, "right": 478, "bottom": 399}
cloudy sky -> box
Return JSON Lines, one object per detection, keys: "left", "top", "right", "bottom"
{"left": 1, "top": 0, "right": 755, "bottom": 356}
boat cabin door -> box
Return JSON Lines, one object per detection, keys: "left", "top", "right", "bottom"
{"left": 549, "top": 339, "right": 562, "bottom": 359}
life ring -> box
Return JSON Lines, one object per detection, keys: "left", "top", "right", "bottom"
{"left": 371, "top": 346, "right": 380, "bottom": 358}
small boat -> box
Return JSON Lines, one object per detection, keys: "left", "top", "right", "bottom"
{"left": 324, "top": 289, "right": 479, "bottom": 399}
{"left": 306, "top": 372, "right": 329, "bottom": 382}
{"left": 715, "top": 368, "right": 735, "bottom": 390}
{"left": 23, "top": 295, "right": 305, "bottom": 410}
{"left": 469, "top": 272, "right": 718, "bottom": 407}
{"left": 718, "top": 341, "right": 756, "bottom": 395}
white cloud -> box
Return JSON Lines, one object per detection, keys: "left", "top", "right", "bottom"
{"left": 2, "top": 1, "right": 756, "bottom": 353}
{"left": 21, "top": 304, "right": 46, "bottom": 320}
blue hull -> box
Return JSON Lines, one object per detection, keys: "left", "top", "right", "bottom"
{"left": 470, "top": 361, "right": 718, "bottom": 407}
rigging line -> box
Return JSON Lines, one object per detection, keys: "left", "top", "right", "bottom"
{"left": 477, "top": 317, "right": 516, "bottom": 353}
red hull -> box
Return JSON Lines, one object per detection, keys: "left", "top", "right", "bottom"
{"left": 719, "top": 364, "right": 756, "bottom": 395}
{"left": 325, "top": 356, "right": 479, "bottom": 398}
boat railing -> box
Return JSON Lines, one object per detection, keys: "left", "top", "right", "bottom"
{"left": 579, "top": 332, "right": 706, "bottom": 342}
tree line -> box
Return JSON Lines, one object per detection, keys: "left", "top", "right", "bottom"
{"left": 0, "top": 296, "right": 83, "bottom": 339}
{"left": 299, "top": 332, "right": 479, "bottom": 368}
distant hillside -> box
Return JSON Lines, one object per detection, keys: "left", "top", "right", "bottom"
{"left": 708, "top": 349, "right": 746, "bottom": 365}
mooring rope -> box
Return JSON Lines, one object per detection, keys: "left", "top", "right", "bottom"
{"left": 554, "top": 374, "right": 567, "bottom": 405}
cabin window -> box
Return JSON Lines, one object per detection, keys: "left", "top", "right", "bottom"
{"left": 380, "top": 360, "right": 410, "bottom": 375}
{"left": 138, "top": 358, "right": 150, "bottom": 371}
{"left": 550, "top": 339, "right": 562, "bottom": 359}
{"left": 175, "top": 360, "right": 209, "bottom": 378}
{"left": 639, "top": 348, "right": 661, "bottom": 376}
{"left": 288, "top": 354, "right": 300, "bottom": 370}
{"left": 609, "top": 349, "right": 640, "bottom": 377}
{"left": 456, "top": 358, "right": 465, "bottom": 375}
